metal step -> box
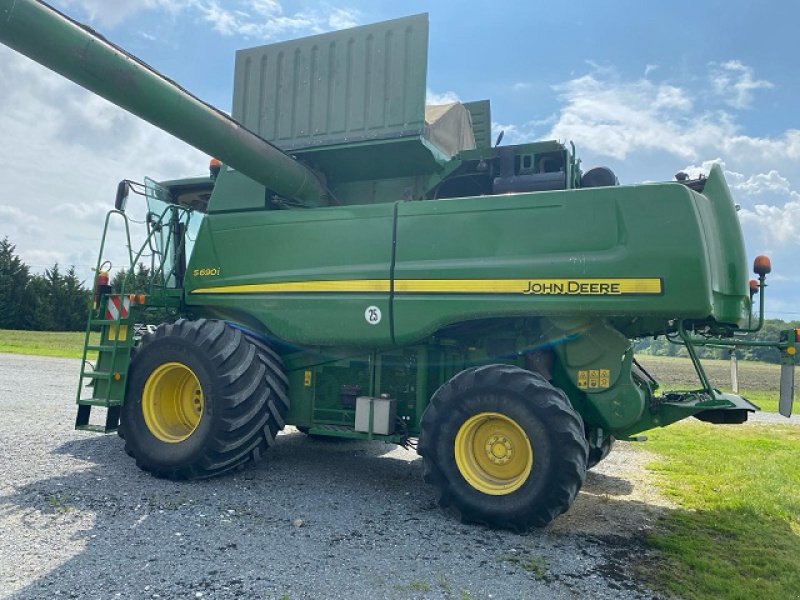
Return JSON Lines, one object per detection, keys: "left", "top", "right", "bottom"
{"left": 87, "top": 319, "right": 132, "bottom": 329}
{"left": 81, "top": 370, "right": 112, "bottom": 380}
{"left": 85, "top": 344, "right": 118, "bottom": 352}
{"left": 75, "top": 404, "right": 121, "bottom": 433}
{"left": 76, "top": 397, "right": 123, "bottom": 407}
{"left": 75, "top": 423, "right": 118, "bottom": 433}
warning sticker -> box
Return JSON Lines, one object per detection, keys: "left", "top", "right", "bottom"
{"left": 599, "top": 369, "right": 610, "bottom": 388}
{"left": 577, "top": 371, "right": 588, "bottom": 389}
{"left": 577, "top": 369, "right": 612, "bottom": 390}
{"left": 588, "top": 370, "right": 599, "bottom": 388}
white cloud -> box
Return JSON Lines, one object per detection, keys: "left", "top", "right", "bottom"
{"left": 24, "top": 249, "right": 71, "bottom": 269}
{"left": 52, "top": 202, "right": 110, "bottom": 222}
{"left": 709, "top": 60, "right": 774, "bottom": 109}
{"left": 542, "top": 65, "right": 799, "bottom": 169}
{"left": 326, "top": 8, "right": 359, "bottom": 30}
{"left": 197, "top": 1, "right": 361, "bottom": 39}
{"left": 735, "top": 170, "right": 793, "bottom": 197}
{"left": 740, "top": 197, "right": 800, "bottom": 244}
{"left": 198, "top": 0, "right": 314, "bottom": 39}
{"left": 0, "top": 205, "right": 27, "bottom": 224}
{"left": 426, "top": 89, "right": 461, "bottom": 105}
{"left": 491, "top": 118, "right": 556, "bottom": 146}
{"left": 54, "top": 0, "right": 360, "bottom": 41}
{"left": 0, "top": 47, "right": 207, "bottom": 278}
{"left": 57, "top": 0, "right": 193, "bottom": 27}
{"left": 547, "top": 73, "right": 698, "bottom": 160}
{"left": 678, "top": 158, "right": 729, "bottom": 180}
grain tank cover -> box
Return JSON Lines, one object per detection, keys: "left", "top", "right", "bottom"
{"left": 424, "top": 103, "right": 476, "bottom": 158}
{"left": 233, "top": 14, "right": 430, "bottom": 152}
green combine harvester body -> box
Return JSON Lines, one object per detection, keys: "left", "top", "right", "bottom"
{"left": 1, "top": 0, "right": 796, "bottom": 529}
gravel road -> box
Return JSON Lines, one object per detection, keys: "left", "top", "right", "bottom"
{"left": 0, "top": 353, "right": 687, "bottom": 599}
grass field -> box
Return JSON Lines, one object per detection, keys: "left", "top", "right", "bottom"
{"left": 0, "top": 329, "right": 95, "bottom": 359}
{"left": 642, "top": 422, "right": 800, "bottom": 599}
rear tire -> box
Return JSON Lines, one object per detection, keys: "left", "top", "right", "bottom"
{"left": 120, "top": 319, "right": 288, "bottom": 479}
{"left": 418, "top": 364, "right": 588, "bottom": 530}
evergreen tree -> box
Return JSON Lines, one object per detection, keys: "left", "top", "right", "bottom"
{"left": 63, "top": 266, "right": 91, "bottom": 330}
{"left": 0, "top": 237, "right": 30, "bottom": 329}
{"left": 23, "top": 274, "right": 55, "bottom": 331}
{"left": 111, "top": 262, "right": 163, "bottom": 294}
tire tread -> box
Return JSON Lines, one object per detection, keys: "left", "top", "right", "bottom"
{"left": 121, "top": 320, "right": 288, "bottom": 480}
{"left": 418, "top": 364, "right": 588, "bottom": 530}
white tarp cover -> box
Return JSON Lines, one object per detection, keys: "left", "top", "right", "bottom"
{"left": 424, "top": 103, "right": 476, "bottom": 158}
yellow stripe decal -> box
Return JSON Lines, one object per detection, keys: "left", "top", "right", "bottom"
{"left": 192, "top": 279, "right": 391, "bottom": 294}
{"left": 396, "top": 278, "right": 662, "bottom": 295}
{"left": 192, "top": 278, "right": 662, "bottom": 296}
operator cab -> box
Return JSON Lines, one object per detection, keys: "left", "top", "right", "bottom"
{"left": 145, "top": 176, "right": 213, "bottom": 288}
{"left": 158, "top": 177, "right": 214, "bottom": 214}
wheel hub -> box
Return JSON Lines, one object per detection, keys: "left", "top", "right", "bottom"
{"left": 142, "top": 362, "right": 204, "bottom": 443}
{"left": 485, "top": 435, "right": 513, "bottom": 464}
{"left": 454, "top": 412, "right": 533, "bottom": 495}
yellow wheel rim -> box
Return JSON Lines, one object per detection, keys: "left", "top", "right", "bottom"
{"left": 454, "top": 412, "right": 533, "bottom": 495}
{"left": 142, "top": 362, "right": 203, "bottom": 443}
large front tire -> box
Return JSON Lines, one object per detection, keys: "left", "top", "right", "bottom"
{"left": 418, "top": 364, "right": 588, "bottom": 530}
{"left": 120, "top": 319, "right": 288, "bottom": 479}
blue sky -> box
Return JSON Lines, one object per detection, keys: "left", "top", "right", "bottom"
{"left": 0, "top": 0, "right": 797, "bottom": 319}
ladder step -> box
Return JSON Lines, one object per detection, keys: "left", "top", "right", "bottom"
{"left": 77, "top": 397, "right": 124, "bottom": 407}
{"left": 82, "top": 370, "right": 112, "bottom": 380}
{"left": 85, "top": 344, "right": 118, "bottom": 352}
{"left": 88, "top": 319, "right": 116, "bottom": 326}
{"left": 75, "top": 404, "right": 121, "bottom": 433}
{"left": 80, "top": 370, "right": 127, "bottom": 382}
{"left": 88, "top": 318, "right": 130, "bottom": 327}
{"left": 76, "top": 424, "right": 119, "bottom": 433}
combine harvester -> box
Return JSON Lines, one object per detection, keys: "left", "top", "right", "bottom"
{"left": 1, "top": 0, "right": 796, "bottom": 529}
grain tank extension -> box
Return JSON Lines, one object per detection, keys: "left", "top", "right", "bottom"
{"left": 1, "top": 0, "right": 796, "bottom": 529}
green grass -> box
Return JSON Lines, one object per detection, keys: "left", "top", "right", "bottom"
{"left": 642, "top": 421, "right": 800, "bottom": 599}
{"left": 0, "top": 329, "right": 96, "bottom": 359}
{"left": 739, "top": 389, "right": 779, "bottom": 414}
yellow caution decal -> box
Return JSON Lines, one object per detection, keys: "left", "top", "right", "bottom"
{"left": 577, "top": 369, "right": 612, "bottom": 390}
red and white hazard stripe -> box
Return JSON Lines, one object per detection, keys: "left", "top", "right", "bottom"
{"left": 105, "top": 296, "right": 131, "bottom": 321}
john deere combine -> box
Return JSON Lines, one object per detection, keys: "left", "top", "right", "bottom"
{"left": 1, "top": 0, "right": 796, "bottom": 529}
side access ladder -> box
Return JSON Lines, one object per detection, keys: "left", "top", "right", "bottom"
{"left": 75, "top": 294, "right": 135, "bottom": 432}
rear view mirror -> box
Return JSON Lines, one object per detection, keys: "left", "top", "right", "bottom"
{"left": 115, "top": 180, "right": 130, "bottom": 211}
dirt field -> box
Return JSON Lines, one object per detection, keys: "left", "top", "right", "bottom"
{"left": 636, "top": 354, "right": 780, "bottom": 392}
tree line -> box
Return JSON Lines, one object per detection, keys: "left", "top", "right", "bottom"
{"left": 634, "top": 318, "right": 799, "bottom": 365}
{"left": 0, "top": 236, "right": 156, "bottom": 331}
{"left": 0, "top": 237, "right": 90, "bottom": 331}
